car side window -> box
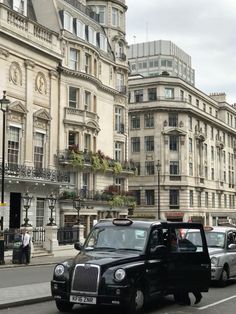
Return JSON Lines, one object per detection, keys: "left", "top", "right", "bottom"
{"left": 227, "top": 232, "right": 236, "bottom": 246}
{"left": 171, "top": 228, "right": 200, "bottom": 253}
{"left": 149, "top": 228, "right": 164, "bottom": 253}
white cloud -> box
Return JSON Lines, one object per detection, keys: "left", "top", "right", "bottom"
{"left": 126, "top": 0, "right": 236, "bottom": 104}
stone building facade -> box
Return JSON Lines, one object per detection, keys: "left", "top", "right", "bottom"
{"left": 128, "top": 73, "right": 236, "bottom": 226}
{"left": 0, "top": 0, "right": 132, "bottom": 235}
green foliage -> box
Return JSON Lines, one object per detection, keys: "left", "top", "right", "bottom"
{"left": 59, "top": 190, "right": 76, "bottom": 199}
{"left": 113, "top": 161, "right": 123, "bottom": 175}
{"left": 92, "top": 155, "right": 101, "bottom": 171}
{"left": 108, "top": 195, "right": 136, "bottom": 209}
{"left": 70, "top": 151, "right": 84, "bottom": 168}
{"left": 109, "top": 195, "right": 125, "bottom": 208}
{"left": 101, "top": 158, "right": 109, "bottom": 172}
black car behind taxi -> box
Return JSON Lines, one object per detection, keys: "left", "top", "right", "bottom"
{"left": 51, "top": 219, "right": 211, "bottom": 313}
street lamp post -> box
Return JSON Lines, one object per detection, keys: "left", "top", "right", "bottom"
{"left": 47, "top": 193, "right": 57, "bottom": 226}
{"left": 0, "top": 91, "right": 10, "bottom": 210}
{"left": 156, "top": 160, "right": 161, "bottom": 220}
{"left": 73, "top": 197, "right": 84, "bottom": 242}
{"left": 21, "top": 192, "right": 33, "bottom": 227}
{"left": 73, "top": 197, "right": 83, "bottom": 225}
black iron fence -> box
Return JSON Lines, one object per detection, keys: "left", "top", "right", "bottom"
{"left": 2, "top": 227, "right": 79, "bottom": 250}
{"left": 32, "top": 227, "right": 45, "bottom": 243}
{"left": 57, "top": 227, "right": 80, "bottom": 245}
{"left": 0, "top": 163, "right": 70, "bottom": 183}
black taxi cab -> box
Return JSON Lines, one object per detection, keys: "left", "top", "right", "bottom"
{"left": 51, "top": 219, "right": 211, "bottom": 313}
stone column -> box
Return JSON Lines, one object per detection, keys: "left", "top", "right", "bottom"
{"left": 43, "top": 225, "right": 59, "bottom": 253}
{"left": 24, "top": 59, "right": 35, "bottom": 166}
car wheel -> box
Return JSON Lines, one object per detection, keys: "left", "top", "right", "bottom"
{"left": 218, "top": 268, "right": 228, "bottom": 287}
{"left": 55, "top": 300, "right": 74, "bottom": 312}
{"left": 126, "top": 287, "right": 145, "bottom": 313}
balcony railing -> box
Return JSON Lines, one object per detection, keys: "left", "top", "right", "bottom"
{"left": 59, "top": 187, "right": 136, "bottom": 207}
{"left": 64, "top": 0, "right": 99, "bottom": 22}
{"left": 117, "top": 85, "right": 127, "bottom": 95}
{"left": 0, "top": 164, "right": 70, "bottom": 183}
{"left": 1, "top": 5, "right": 60, "bottom": 53}
{"left": 57, "top": 149, "right": 136, "bottom": 175}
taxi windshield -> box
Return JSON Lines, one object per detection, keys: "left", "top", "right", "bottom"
{"left": 84, "top": 226, "right": 147, "bottom": 251}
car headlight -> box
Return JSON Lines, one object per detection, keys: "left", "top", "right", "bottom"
{"left": 211, "top": 257, "right": 218, "bottom": 266}
{"left": 54, "top": 264, "right": 65, "bottom": 277}
{"left": 114, "top": 268, "right": 126, "bottom": 282}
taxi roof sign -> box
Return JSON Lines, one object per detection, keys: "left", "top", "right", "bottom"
{"left": 112, "top": 218, "right": 133, "bottom": 226}
{"left": 204, "top": 226, "right": 213, "bottom": 232}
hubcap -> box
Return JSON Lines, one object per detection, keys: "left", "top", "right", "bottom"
{"left": 222, "top": 270, "right": 228, "bottom": 282}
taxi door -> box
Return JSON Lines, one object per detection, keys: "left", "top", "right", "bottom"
{"left": 145, "top": 227, "right": 167, "bottom": 297}
{"left": 165, "top": 223, "right": 211, "bottom": 293}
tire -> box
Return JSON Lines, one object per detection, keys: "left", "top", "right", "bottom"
{"left": 126, "top": 287, "right": 145, "bottom": 313}
{"left": 55, "top": 300, "right": 74, "bottom": 312}
{"left": 218, "top": 267, "right": 228, "bottom": 287}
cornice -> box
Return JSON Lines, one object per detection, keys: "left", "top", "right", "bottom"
{"left": 60, "top": 67, "right": 124, "bottom": 96}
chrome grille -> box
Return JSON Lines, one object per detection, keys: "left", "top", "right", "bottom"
{"left": 71, "top": 264, "right": 100, "bottom": 294}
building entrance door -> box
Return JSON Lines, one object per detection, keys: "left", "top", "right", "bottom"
{"left": 9, "top": 193, "right": 21, "bottom": 229}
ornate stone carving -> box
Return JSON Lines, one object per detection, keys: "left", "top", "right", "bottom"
{"left": 9, "top": 62, "right": 22, "bottom": 85}
{"left": 35, "top": 72, "right": 47, "bottom": 94}
{"left": 0, "top": 48, "right": 9, "bottom": 59}
{"left": 24, "top": 59, "right": 35, "bottom": 69}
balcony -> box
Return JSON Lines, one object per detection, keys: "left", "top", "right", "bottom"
{"left": 0, "top": 5, "right": 60, "bottom": 54}
{"left": 59, "top": 186, "right": 136, "bottom": 208}
{"left": 195, "top": 127, "right": 206, "bottom": 142}
{"left": 64, "top": 107, "right": 99, "bottom": 128}
{"left": 169, "top": 175, "right": 181, "bottom": 181}
{"left": 117, "top": 85, "right": 127, "bottom": 95}
{"left": 0, "top": 164, "right": 69, "bottom": 184}
{"left": 57, "top": 149, "right": 136, "bottom": 176}
{"left": 118, "top": 53, "right": 126, "bottom": 61}
{"left": 64, "top": 0, "right": 99, "bottom": 22}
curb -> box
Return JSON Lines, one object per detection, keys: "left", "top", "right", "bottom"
{"left": 0, "top": 296, "right": 53, "bottom": 310}
{"left": 0, "top": 261, "right": 58, "bottom": 269}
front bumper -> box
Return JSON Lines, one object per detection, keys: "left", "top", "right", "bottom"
{"left": 51, "top": 280, "right": 132, "bottom": 307}
{"left": 211, "top": 266, "right": 223, "bottom": 280}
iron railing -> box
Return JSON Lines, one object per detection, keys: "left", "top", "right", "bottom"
{"left": 2, "top": 226, "right": 79, "bottom": 250}
{"left": 57, "top": 149, "right": 136, "bottom": 174}
{"left": 0, "top": 164, "right": 70, "bottom": 183}
{"left": 64, "top": 0, "right": 99, "bottom": 22}
{"left": 57, "top": 227, "right": 80, "bottom": 245}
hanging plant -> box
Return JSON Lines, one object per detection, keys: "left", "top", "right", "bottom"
{"left": 108, "top": 195, "right": 125, "bottom": 208}
{"left": 113, "top": 161, "right": 123, "bottom": 175}
{"left": 101, "top": 158, "right": 109, "bottom": 172}
{"left": 70, "top": 151, "right": 84, "bottom": 168}
{"left": 92, "top": 155, "right": 102, "bottom": 171}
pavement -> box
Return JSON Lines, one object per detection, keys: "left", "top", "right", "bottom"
{"left": 0, "top": 250, "right": 76, "bottom": 309}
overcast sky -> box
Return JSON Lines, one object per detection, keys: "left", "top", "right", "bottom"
{"left": 126, "top": 0, "right": 236, "bottom": 105}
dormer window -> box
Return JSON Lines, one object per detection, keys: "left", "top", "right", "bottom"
{"left": 99, "top": 33, "right": 107, "bottom": 51}
{"left": 88, "top": 26, "right": 96, "bottom": 46}
{"left": 63, "top": 11, "right": 73, "bottom": 33}
{"left": 76, "top": 19, "right": 85, "bottom": 40}
{"left": 13, "top": 0, "right": 27, "bottom": 15}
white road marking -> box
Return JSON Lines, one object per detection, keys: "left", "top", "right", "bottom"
{"left": 198, "top": 295, "right": 236, "bottom": 310}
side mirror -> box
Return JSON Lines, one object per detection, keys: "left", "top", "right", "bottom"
{"left": 228, "top": 243, "right": 236, "bottom": 250}
{"left": 74, "top": 242, "right": 83, "bottom": 251}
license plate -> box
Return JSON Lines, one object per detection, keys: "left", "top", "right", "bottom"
{"left": 70, "top": 295, "right": 96, "bottom": 304}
